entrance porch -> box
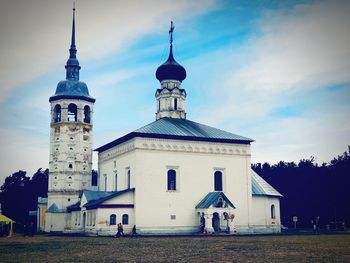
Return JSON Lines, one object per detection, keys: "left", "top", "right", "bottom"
{"left": 195, "top": 192, "right": 236, "bottom": 234}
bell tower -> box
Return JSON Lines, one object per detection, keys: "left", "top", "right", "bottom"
{"left": 155, "top": 21, "right": 187, "bottom": 120}
{"left": 45, "top": 7, "right": 96, "bottom": 232}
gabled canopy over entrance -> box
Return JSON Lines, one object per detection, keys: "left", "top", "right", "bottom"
{"left": 196, "top": 192, "right": 235, "bottom": 209}
{"left": 196, "top": 192, "right": 236, "bottom": 234}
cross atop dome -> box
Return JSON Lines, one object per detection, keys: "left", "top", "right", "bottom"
{"left": 155, "top": 21, "right": 186, "bottom": 83}
{"left": 169, "top": 21, "right": 174, "bottom": 47}
{"left": 155, "top": 22, "right": 187, "bottom": 120}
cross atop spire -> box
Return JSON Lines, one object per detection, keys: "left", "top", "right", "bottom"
{"left": 169, "top": 21, "right": 174, "bottom": 47}
{"left": 65, "top": 3, "right": 80, "bottom": 80}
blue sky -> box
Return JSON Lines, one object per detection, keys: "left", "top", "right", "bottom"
{"left": 0, "top": 0, "right": 349, "bottom": 184}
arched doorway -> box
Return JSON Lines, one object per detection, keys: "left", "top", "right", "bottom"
{"left": 82, "top": 212, "right": 86, "bottom": 231}
{"left": 212, "top": 212, "right": 220, "bottom": 232}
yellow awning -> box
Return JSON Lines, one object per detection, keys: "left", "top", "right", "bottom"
{"left": 0, "top": 214, "right": 14, "bottom": 223}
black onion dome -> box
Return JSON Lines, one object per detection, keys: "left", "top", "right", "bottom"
{"left": 156, "top": 47, "right": 186, "bottom": 82}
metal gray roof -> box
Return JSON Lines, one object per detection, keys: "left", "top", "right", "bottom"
{"left": 38, "top": 197, "right": 48, "bottom": 205}
{"left": 47, "top": 203, "right": 65, "bottom": 213}
{"left": 84, "top": 188, "right": 135, "bottom": 209}
{"left": 49, "top": 80, "right": 95, "bottom": 103}
{"left": 66, "top": 201, "right": 81, "bottom": 212}
{"left": 95, "top": 117, "right": 253, "bottom": 152}
{"left": 251, "top": 169, "right": 282, "bottom": 197}
{"left": 83, "top": 190, "right": 115, "bottom": 202}
{"left": 195, "top": 191, "right": 235, "bottom": 209}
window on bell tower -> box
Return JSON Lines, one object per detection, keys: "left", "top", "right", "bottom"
{"left": 83, "top": 105, "right": 91, "bottom": 123}
{"left": 68, "top": 103, "right": 77, "bottom": 122}
{"left": 53, "top": 104, "right": 61, "bottom": 123}
{"left": 174, "top": 98, "right": 178, "bottom": 110}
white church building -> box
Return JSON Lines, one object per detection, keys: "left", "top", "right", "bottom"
{"left": 42, "top": 9, "right": 282, "bottom": 235}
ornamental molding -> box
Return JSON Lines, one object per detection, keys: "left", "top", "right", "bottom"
{"left": 99, "top": 140, "right": 136, "bottom": 162}
{"left": 99, "top": 137, "right": 250, "bottom": 162}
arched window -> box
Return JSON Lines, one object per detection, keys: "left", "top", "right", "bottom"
{"left": 174, "top": 98, "right": 178, "bottom": 110}
{"left": 122, "top": 214, "right": 129, "bottom": 225}
{"left": 83, "top": 105, "right": 91, "bottom": 123}
{"left": 110, "top": 214, "right": 116, "bottom": 225}
{"left": 53, "top": 104, "right": 61, "bottom": 123}
{"left": 271, "top": 205, "right": 276, "bottom": 219}
{"left": 167, "top": 169, "right": 176, "bottom": 190}
{"left": 214, "top": 171, "right": 223, "bottom": 191}
{"left": 68, "top": 103, "right": 77, "bottom": 122}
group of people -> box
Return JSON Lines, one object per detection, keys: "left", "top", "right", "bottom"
{"left": 116, "top": 224, "right": 137, "bottom": 237}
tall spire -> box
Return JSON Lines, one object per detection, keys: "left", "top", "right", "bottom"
{"left": 65, "top": 3, "right": 80, "bottom": 80}
{"left": 69, "top": 4, "right": 76, "bottom": 58}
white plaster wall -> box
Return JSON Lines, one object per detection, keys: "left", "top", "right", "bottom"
{"left": 45, "top": 213, "right": 66, "bottom": 232}
{"left": 156, "top": 80, "right": 186, "bottom": 120}
{"left": 46, "top": 98, "right": 94, "bottom": 232}
{"left": 134, "top": 150, "right": 251, "bottom": 232}
{"left": 98, "top": 137, "right": 252, "bottom": 234}
{"left": 48, "top": 98, "right": 94, "bottom": 207}
{"left": 94, "top": 208, "right": 135, "bottom": 235}
{"left": 98, "top": 149, "right": 136, "bottom": 192}
{"left": 103, "top": 191, "right": 134, "bottom": 205}
{"left": 251, "top": 195, "right": 281, "bottom": 232}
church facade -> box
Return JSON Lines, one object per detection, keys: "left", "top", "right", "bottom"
{"left": 43, "top": 10, "right": 282, "bottom": 235}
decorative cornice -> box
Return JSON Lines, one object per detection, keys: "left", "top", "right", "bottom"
{"left": 99, "top": 137, "right": 251, "bottom": 162}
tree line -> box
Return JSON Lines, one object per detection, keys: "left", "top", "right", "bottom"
{"left": 253, "top": 146, "right": 350, "bottom": 228}
{"left": 0, "top": 147, "right": 349, "bottom": 229}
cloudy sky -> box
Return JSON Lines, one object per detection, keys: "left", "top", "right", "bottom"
{"left": 0, "top": 0, "right": 349, "bottom": 184}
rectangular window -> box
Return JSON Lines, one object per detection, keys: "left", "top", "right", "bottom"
{"left": 115, "top": 173, "right": 118, "bottom": 191}
{"left": 103, "top": 174, "right": 107, "bottom": 191}
{"left": 167, "top": 169, "right": 176, "bottom": 190}
{"left": 126, "top": 168, "right": 131, "bottom": 189}
{"left": 170, "top": 215, "right": 176, "bottom": 220}
{"left": 214, "top": 170, "right": 223, "bottom": 191}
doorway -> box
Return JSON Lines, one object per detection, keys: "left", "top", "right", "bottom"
{"left": 212, "top": 212, "right": 220, "bottom": 232}
{"left": 82, "top": 212, "right": 86, "bottom": 231}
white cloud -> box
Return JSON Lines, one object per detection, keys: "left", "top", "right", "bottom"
{"left": 195, "top": 0, "right": 350, "bottom": 163}
{"left": 0, "top": 128, "right": 49, "bottom": 183}
{"left": 197, "top": 0, "right": 350, "bottom": 125}
{"left": 0, "top": 0, "right": 218, "bottom": 104}
{"left": 230, "top": 0, "right": 350, "bottom": 93}
{"left": 251, "top": 102, "right": 350, "bottom": 164}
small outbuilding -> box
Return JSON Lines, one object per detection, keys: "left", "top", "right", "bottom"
{"left": 0, "top": 214, "right": 15, "bottom": 237}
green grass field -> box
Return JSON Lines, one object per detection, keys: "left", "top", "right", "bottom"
{"left": 0, "top": 234, "right": 349, "bottom": 262}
